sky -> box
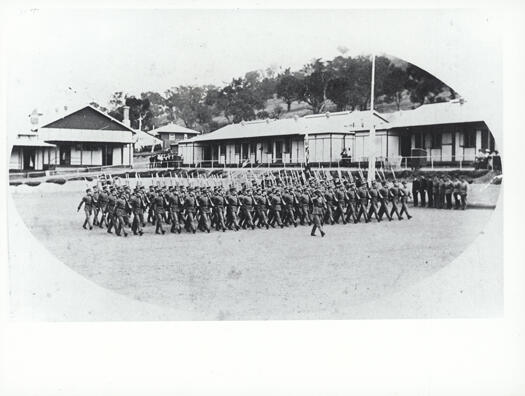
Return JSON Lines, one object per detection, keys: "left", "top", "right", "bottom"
{"left": 5, "top": 8, "right": 502, "bottom": 134}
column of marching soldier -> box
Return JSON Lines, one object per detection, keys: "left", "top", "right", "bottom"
{"left": 77, "top": 173, "right": 414, "bottom": 238}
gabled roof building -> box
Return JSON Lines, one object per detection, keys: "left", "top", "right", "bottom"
{"left": 10, "top": 104, "right": 136, "bottom": 171}
{"left": 178, "top": 100, "right": 497, "bottom": 168}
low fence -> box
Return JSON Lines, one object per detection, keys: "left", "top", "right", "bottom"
{"left": 156, "top": 155, "right": 476, "bottom": 170}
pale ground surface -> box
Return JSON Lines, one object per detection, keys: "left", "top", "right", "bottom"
{"left": 8, "top": 181, "right": 502, "bottom": 320}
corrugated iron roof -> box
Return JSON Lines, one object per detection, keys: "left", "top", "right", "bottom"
{"left": 150, "top": 123, "right": 201, "bottom": 135}
{"left": 182, "top": 110, "right": 388, "bottom": 143}
{"left": 387, "top": 99, "right": 483, "bottom": 129}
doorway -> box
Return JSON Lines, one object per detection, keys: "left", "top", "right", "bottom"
{"left": 102, "top": 145, "right": 113, "bottom": 166}
{"left": 59, "top": 146, "right": 71, "bottom": 166}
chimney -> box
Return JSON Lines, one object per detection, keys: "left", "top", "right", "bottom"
{"left": 123, "top": 105, "right": 130, "bottom": 127}
{"left": 29, "top": 108, "right": 41, "bottom": 132}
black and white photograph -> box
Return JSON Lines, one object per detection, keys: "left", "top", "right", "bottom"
{"left": 1, "top": 3, "right": 523, "bottom": 396}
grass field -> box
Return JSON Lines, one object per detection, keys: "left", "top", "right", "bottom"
{"left": 9, "top": 180, "right": 502, "bottom": 320}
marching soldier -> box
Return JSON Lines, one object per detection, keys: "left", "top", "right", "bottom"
{"left": 197, "top": 187, "right": 212, "bottom": 233}
{"left": 399, "top": 181, "right": 413, "bottom": 220}
{"left": 389, "top": 180, "right": 402, "bottom": 220}
{"left": 183, "top": 187, "right": 198, "bottom": 234}
{"left": 310, "top": 190, "right": 326, "bottom": 237}
{"left": 367, "top": 180, "right": 382, "bottom": 222}
{"left": 378, "top": 180, "right": 392, "bottom": 221}
{"left": 77, "top": 188, "right": 94, "bottom": 230}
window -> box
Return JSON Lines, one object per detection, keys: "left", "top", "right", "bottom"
{"left": 241, "top": 143, "right": 248, "bottom": 159}
{"left": 431, "top": 133, "right": 442, "bottom": 149}
{"left": 463, "top": 129, "right": 476, "bottom": 148}
{"left": 414, "top": 134, "right": 423, "bottom": 149}
{"left": 283, "top": 139, "right": 290, "bottom": 154}
{"left": 234, "top": 144, "right": 241, "bottom": 155}
{"left": 169, "top": 133, "right": 176, "bottom": 141}
{"left": 249, "top": 143, "right": 256, "bottom": 154}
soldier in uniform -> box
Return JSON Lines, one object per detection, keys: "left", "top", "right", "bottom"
{"left": 77, "top": 188, "right": 94, "bottom": 230}
{"left": 183, "top": 187, "right": 198, "bottom": 233}
{"left": 239, "top": 188, "right": 256, "bottom": 230}
{"left": 399, "top": 181, "right": 413, "bottom": 220}
{"left": 367, "top": 180, "right": 382, "bottom": 222}
{"left": 453, "top": 177, "right": 462, "bottom": 210}
{"left": 412, "top": 176, "right": 420, "bottom": 207}
{"left": 225, "top": 187, "right": 241, "bottom": 231}
{"left": 97, "top": 185, "right": 109, "bottom": 228}
{"left": 438, "top": 176, "right": 446, "bottom": 209}
{"left": 153, "top": 189, "right": 167, "bottom": 234}
{"left": 459, "top": 177, "right": 469, "bottom": 210}
{"left": 389, "top": 180, "right": 402, "bottom": 220}
{"left": 310, "top": 190, "right": 326, "bottom": 237}
{"left": 444, "top": 176, "right": 454, "bottom": 209}
{"left": 129, "top": 189, "right": 144, "bottom": 236}
{"left": 323, "top": 187, "right": 336, "bottom": 225}
{"left": 431, "top": 176, "right": 439, "bottom": 209}
{"left": 254, "top": 188, "right": 270, "bottom": 229}
{"left": 92, "top": 186, "right": 100, "bottom": 226}
{"left": 298, "top": 187, "right": 312, "bottom": 226}
{"left": 281, "top": 187, "right": 297, "bottom": 227}
{"left": 355, "top": 181, "right": 370, "bottom": 223}
{"left": 333, "top": 183, "right": 347, "bottom": 225}
{"left": 211, "top": 187, "right": 227, "bottom": 232}
{"left": 378, "top": 180, "right": 393, "bottom": 221}
{"left": 419, "top": 175, "right": 427, "bottom": 208}
{"left": 106, "top": 188, "right": 117, "bottom": 234}
{"left": 114, "top": 192, "right": 129, "bottom": 237}
{"left": 197, "top": 187, "right": 212, "bottom": 233}
{"left": 168, "top": 186, "right": 183, "bottom": 233}
{"left": 345, "top": 183, "right": 358, "bottom": 224}
{"left": 269, "top": 188, "right": 284, "bottom": 228}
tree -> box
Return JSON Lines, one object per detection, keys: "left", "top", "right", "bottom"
{"left": 276, "top": 69, "right": 304, "bottom": 112}
{"left": 405, "top": 64, "right": 449, "bottom": 105}
{"left": 164, "top": 86, "right": 212, "bottom": 130}
{"left": 213, "top": 77, "right": 265, "bottom": 123}
{"left": 300, "top": 59, "right": 333, "bottom": 114}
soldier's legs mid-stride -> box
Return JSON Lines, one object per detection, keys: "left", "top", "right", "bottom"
{"left": 132, "top": 211, "right": 144, "bottom": 235}
{"left": 378, "top": 200, "right": 393, "bottom": 221}
{"left": 240, "top": 208, "right": 255, "bottom": 229}
{"left": 367, "top": 201, "right": 381, "bottom": 222}
{"left": 155, "top": 211, "right": 166, "bottom": 234}
{"left": 107, "top": 212, "right": 116, "bottom": 234}
{"left": 116, "top": 214, "right": 129, "bottom": 237}
{"left": 83, "top": 207, "right": 93, "bottom": 230}
{"left": 299, "top": 205, "right": 311, "bottom": 225}
{"left": 185, "top": 212, "right": 197, "bottom": 234}
{"left": 214, "top": 208, "right": 227, "bottom": 231}
{"left": 356, "top": 203, "right": 369, "bottom": 223}
{"left": 399, "top": 202, "right": 412, "bottom": 220}
{"left": 390, "top": 201, "right": 402, "bottom": 220}
{"left": 345, "top": 202, "right": 358, "bottom": 223}
{"left": 170, "top": 210, "right": 181, "bottom": 233}
{"left": 199, "top": 212, "right": 211, "bottom": 233}
{"left": 333, "top": 204, "right": 347, "bottom": 224}
{"left": 310, "top": 214, "right": 326, "bottom": 237}
{"left": 255, "top": 208, "right": 270, "bottom": 229}
{"left": 282, "top": 206, "right": 297, "bottom": 227}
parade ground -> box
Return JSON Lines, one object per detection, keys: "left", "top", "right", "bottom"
{"left": 8, "top": 179, "right": 502, "bottom": 320}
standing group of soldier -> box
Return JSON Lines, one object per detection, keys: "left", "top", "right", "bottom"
{"left": 411, "top": 175, "right": 469, "bottom": 210}
{"left": 77, "top": 175, "right": 414, "bottom": 238}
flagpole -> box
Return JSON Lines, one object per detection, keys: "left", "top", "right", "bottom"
{"left": 367, "top": 53, "right": 376, "bottom": 184}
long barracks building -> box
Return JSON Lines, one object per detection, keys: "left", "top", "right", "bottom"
{"left": 178, "top": 100, "right": 496, "bottom": 168}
